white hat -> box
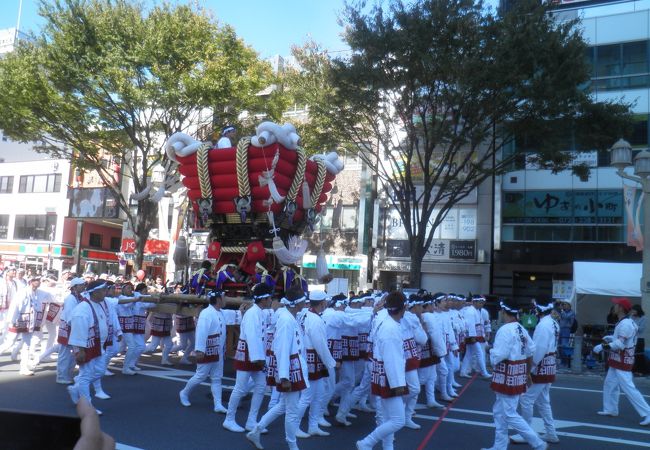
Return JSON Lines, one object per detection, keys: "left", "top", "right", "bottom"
{"left": 309, "top": 290, "right": 328, "bottom": 302}
{"left": 69, "top": 277, "right": 86, "bottom": 287}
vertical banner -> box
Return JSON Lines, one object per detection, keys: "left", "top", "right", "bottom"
{"left": 623, "top": 185, "right": 643, "bottom": 252}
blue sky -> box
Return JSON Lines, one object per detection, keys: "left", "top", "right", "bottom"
{"left": 0, "top": 0, "right": 351, "bottom": 58}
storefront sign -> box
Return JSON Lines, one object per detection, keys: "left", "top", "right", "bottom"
{"left": 385, "top": 207, "right": 477, "bottom": 240}
{"left": 121, "top": 238, "right": 170, "bottom": 255}
{"left": 302, "top": 254, "right": 365, "bottom": 271}
{"left": 378, "top": 259, "right": 411, "bottom": 272}
{"left": 386, "top": 239, "right": 476, "bottom": 261}
{"left": 552, "top": 280, "right": 574, "bottom": 300}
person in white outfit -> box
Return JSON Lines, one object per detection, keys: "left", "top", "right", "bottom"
{"left": 593, "top": 297, "right": 650, "bottom": 426}
{"left": 246, "top": 286, "right": 309, "bottom": 450}
{"left": 55, "top": 278, "right": 86, "bottom": 384}
{"left": 145, "top": 308, "right": 174, "bottom": 366}
{"left": 460, "top": 295, "right": 491, "bottom": 379}
{"left": 224, "top": 283, "right": 274, "bottom": 433}
{"left": 356, "top": 291, "right": 408, "bottom": 450}
{"left": 123, "top": 283, "right": 156, "bottom": 374}
{"left": 34, "top": 275, "right": 63, "bottom": 363}
{"left": 0, "top": 266, "right": 18, "bottom": 344}
{"left": 217, "top": 125, "right": 237, "bottom": 148}
{"left": 0, "top": 276, "right": 45, "bottom": 375}
{"left": 66, "top": 280, "right": 112, "bottom": 415}
{"left": 481, "top": 299, "right": 547, "bottom": 450}
{"left": 179, "top": 289, "right": 226, "bottom": 411}
{"left": 401, "top": 296, "right": 428, "bottom": 429}
{"left": 510, "top": 298, "right": 560, "bottom": 444}
{"left": 437, "top": 294, "right": 460, "bottom": 401}
{"left": 295, "top": 290, "right": 338, "bottom": 437}
{"left": 92, "top": 281, "right": 123, "bottom": 399}
{"left": 420, "top": 295, "right": 445, "bottom": 408}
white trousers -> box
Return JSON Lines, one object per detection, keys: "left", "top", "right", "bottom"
{"left": 321, "top": 367, "right": 337, "bottom": 415}
{"left": 297, "top": 377, "right": 324, "bottom": 430}
{"left": 461, "top": 341, "right": 489, "bottom": 376}
{"left": 404, "top": 369, "right": 420, "bottom": 420}
{"left": 418, "top": 364, "right": 438, "bottom": 405}
{"left": 124, "top": 333, "right": 145, "bottom": 369}
{"left": 359, "top": 396, "right": 405, "bottom": 450}
{"left": 257, "top": 390, "right": 301, "bottom": 446}
{"left": 340, "top": 360, "right": 372, "bottom": 415}
{"left": 145, "top": 335, "right": 173, "bottom": 361}
{"left": 442, "top": 354, "right": 456, "bottom": 396}
{"left": 335, "top": 361, "right": 356, "bottom": 415}
{"left": 435, "top": 358, "right": 449, "bottom": 396}
{"left": 182, "top": 360, "right": 223, "bottom": 409}
{"left": 75, "top": 356, "right": 104, "bottom": 407}
{"left": 93, "top": 340, "right": 119, "bottom": 393}
{"left": 491, "top": 393, "right": 544, "bottom": 450}
{"left": 171, "top": 331, "right": 195, "bottom": 356}
{"left": 57, "top": 344, "right": 76, "bottom": 382}
{"left": 519, "top": 382, "right": 556, "bottom": 436}
{"left": 38, "top": 320, "right": 58, "bottom": 359}
{"left": 226, "top": 369, "right": 267, "bottom": 427}
{"left": 603, "top": 367, "right": 650, "bottom": 418}
{"left": 0, "top": 332, "right": 34, "bottom": 372}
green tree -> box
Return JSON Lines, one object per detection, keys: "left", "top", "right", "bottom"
{"left": 0, "top": 0, "right": 276, "bottom": 270}
{"left": 291, "top": 0, "right": 631, "bottom": 287}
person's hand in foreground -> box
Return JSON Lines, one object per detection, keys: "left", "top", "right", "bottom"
{"left": 74, "top": 397, "right": 116, "bottom": 450}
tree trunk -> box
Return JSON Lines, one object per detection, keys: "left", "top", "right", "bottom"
{"left": 133, "top": 198, "right": 158, "bottom": 271}
{"left": 409, "top": 240, "right": 424, "bottom": 288}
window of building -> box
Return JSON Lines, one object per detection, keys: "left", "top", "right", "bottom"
{"left": 341, "top": 206, "right": 358, "bottom": 230}
{"left": 320, "top": 207, "right": 333, "bottom": 229}
{"left": 18, "top": 174, "right": 62, "bottom": 193}
{"left": 13, "top": 214, "right": 57, "bottom": 240}
{"left": 630, "top": 115, "right": 649, "bottom": 147}
{"left": 110, "top": 236, "right": 122, "bottom": 251}
{"left": 0, "top": 215, "right": 8, "bottom": 239}
{"left": 0, "top": 176, "right": 13, "bottom": 193}
{"left": 592, "top": 40, "right": 650, "bottom": 91}
{"left": 88, "top": 233, "right": 103, "bottom": 248}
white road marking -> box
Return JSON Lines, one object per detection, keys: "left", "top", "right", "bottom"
{"left": 413, "top": 414, "right": 650, "bottom": 447}
{"left": 552, "top": 385, "right": 650, "bottom": 399}
{"left": 116, "top": 444, "right": 145, "bottom": 450}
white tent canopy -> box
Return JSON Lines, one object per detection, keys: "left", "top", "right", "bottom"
{"left": 573, "top": 261, "right": 641, "bottom": 297}
{"left": 572, "top": 261, "right": 641, "bottom": 330}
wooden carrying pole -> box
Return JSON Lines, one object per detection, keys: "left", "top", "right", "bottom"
{"left": 145, "top": 293, "right": 247, "bottom": 317}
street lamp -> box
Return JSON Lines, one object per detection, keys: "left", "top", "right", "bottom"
{"left": 610, "top": 138, "right": 650, "bottom": 344}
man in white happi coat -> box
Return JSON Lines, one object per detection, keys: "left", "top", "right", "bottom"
{"left": 356, "top": 291, "right": 408, "bottom": 450}
{"left": 92, "top": 281, "right": 123, "bottom": 399}
{"left": 0, "top": 276, "right": 45, "bottom": 375}
{"left": 247, "top": 286, "right": 309, "bottom": 450}
{"left": 295, "top": 290, "right": 337, "bottom": 437}
{"left": 179, "top": 289, "right": 225, "bottom": 411}
{"left": 419, "top": 295, "right": 446, "bottom": 408}
{"left": 0, "top": 266, "right": 18, "bottom": 344}
{"left": 224, "top": 283, "right": 274, "bottom": 433}
{"left": 123, "top": 282, "right": 156, "bottom": 374}
{"left": 55, "top": 277, "right": 86, "bottom": 384}
{"left": 593, "top": 297, "right": 650, "bottom": 426}
{"left": 33, "top": 275, "right": 65, "bottom": 365}
{"left": 481, "top": 299, "right": 546, "bottom": 450}
{"left": 66, "top": 280, "right": 112, "bottom": 415}
{"left": 437, "top": 294, "right": 460, "bottom": 401}
{"left": 460, "top": 295, "right": 491, "bottom": 379}
{"left": 320, "top": 294, "right": 348, "bottom": 422}
{"left": 511, "top": 298, "right": 560, "bottom": 445}
{"left": 401, "top": 296, "right": 428, "bottom": 429}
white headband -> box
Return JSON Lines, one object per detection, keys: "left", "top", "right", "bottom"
{"left": 536, "top": 303, "right": 554, "bottom": 313}
{"left": 84, "top": 282, "right": 108, "bottom": 294}
{"left": 253, "top": 293, "right": 272, "bottom": 300}
{"left": 500, "top": 301, "right": 519, "bottom": 314}
{"left": 280, "top": 296, "right": 306, "bottom": 307}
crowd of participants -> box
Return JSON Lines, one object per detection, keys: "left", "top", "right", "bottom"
{"left": 0, "top": 262, "right": 648, "bottom": 450}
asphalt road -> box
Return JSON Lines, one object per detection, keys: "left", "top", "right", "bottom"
{"left": 1, "top": 350, "right": 649, "bottom": 450}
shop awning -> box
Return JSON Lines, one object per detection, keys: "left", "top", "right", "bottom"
{"left": 573, "top": 261, "right": 641, "bottom": 297}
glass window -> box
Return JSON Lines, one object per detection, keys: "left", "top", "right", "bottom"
{"left": 0, "top": 176, "right": 13, "bottom": 193}
{"left": 110, "top": 236, "right": 121, "bottom": 251}
{"left": 17, "top": 174, "right": 63, "bottom": 193}
{"left": 14, "top": 214, "right": 57, "bottom": 240}
{"left": 630, "top": 115, "right": 648, "bottom": 147}
{"left": 89, "top": 233, "right": 102, "bottom": 248}
{"left": 341, "top": 206, "right": 358, "bottom": 230}
{"left": 622, "top": 41, "right": 648, "bottom": 75}
{"left": 320, "top": 207, "right": 333, "bottom": 229}
{"left": 33, "top": 175, "right": 47, "bottom": 193}
{"left": 598, "top": 226, "right": 623, "bottom": 242}
{"left": 596, "top": 44, "right": 620, "bottom": 78}
{"left": 0, "top": 215, "right": 8, "bottom": 239}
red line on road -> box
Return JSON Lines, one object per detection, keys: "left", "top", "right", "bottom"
{"left": 416, "top": 373, "right": 479, "bottom": 450}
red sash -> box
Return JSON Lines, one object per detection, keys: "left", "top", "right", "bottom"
{"left": 9, "top": 312, "right": 32, "bottom": 333}
{"left": 234, "top": 338, "right": 264, "bottom": 371}
{"left": 327, "top": 338, "right": 343, "bottom": 362}
{"left": 176, "top": 316, "right": 195, "bottom": 333}
{"left": 132, "top": 315, "right": 147, "bottom": 334}
{"left": 403, "top": 337, "right": 420, "bottom": 371}
{"left": 358, "top": 332, "right": 369, "bottom": 359}
{"left": 341, "top": 335, "right": 359, "bottom": 361}
{"left": 608, "top": 347, "right": 635, "bottom": 372}
{"left": 419, "top": 340, "right": 440, "bottom": 368}
{"left": 266, "top": 351, "right": 307, "bottom": 392}
{"left": 490, "top": 358, "right": 528, "bottom": 395}
{"left": 371, "top": 358, "right": 409, "bottom": 399}
{"left": 80, "top": 301, "right": 102, "bottom": 363}
{"left": 531, "top": 352, "right": 556, "bottom": 383}
{"left": 150, "top": 316, "right": 172, "bottom": 337}
{"left": 306, "top": 348, "right": 329, "bottom": 380}
{"left": 118, "top": 315, "right": 134, "bottom": 333}
{"left": 201, "top": 332, "right": 220, "bottom": 363}
{"left": 46, "top": 303, "right": 61, "bottom": 322}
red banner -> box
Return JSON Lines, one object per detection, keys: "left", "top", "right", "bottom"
{"left": 121, "top": 239, "right": 170, "bottom": 255}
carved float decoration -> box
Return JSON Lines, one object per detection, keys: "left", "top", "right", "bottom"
{"left": 157, "top": 121, "right": 343, "bottom": 294}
